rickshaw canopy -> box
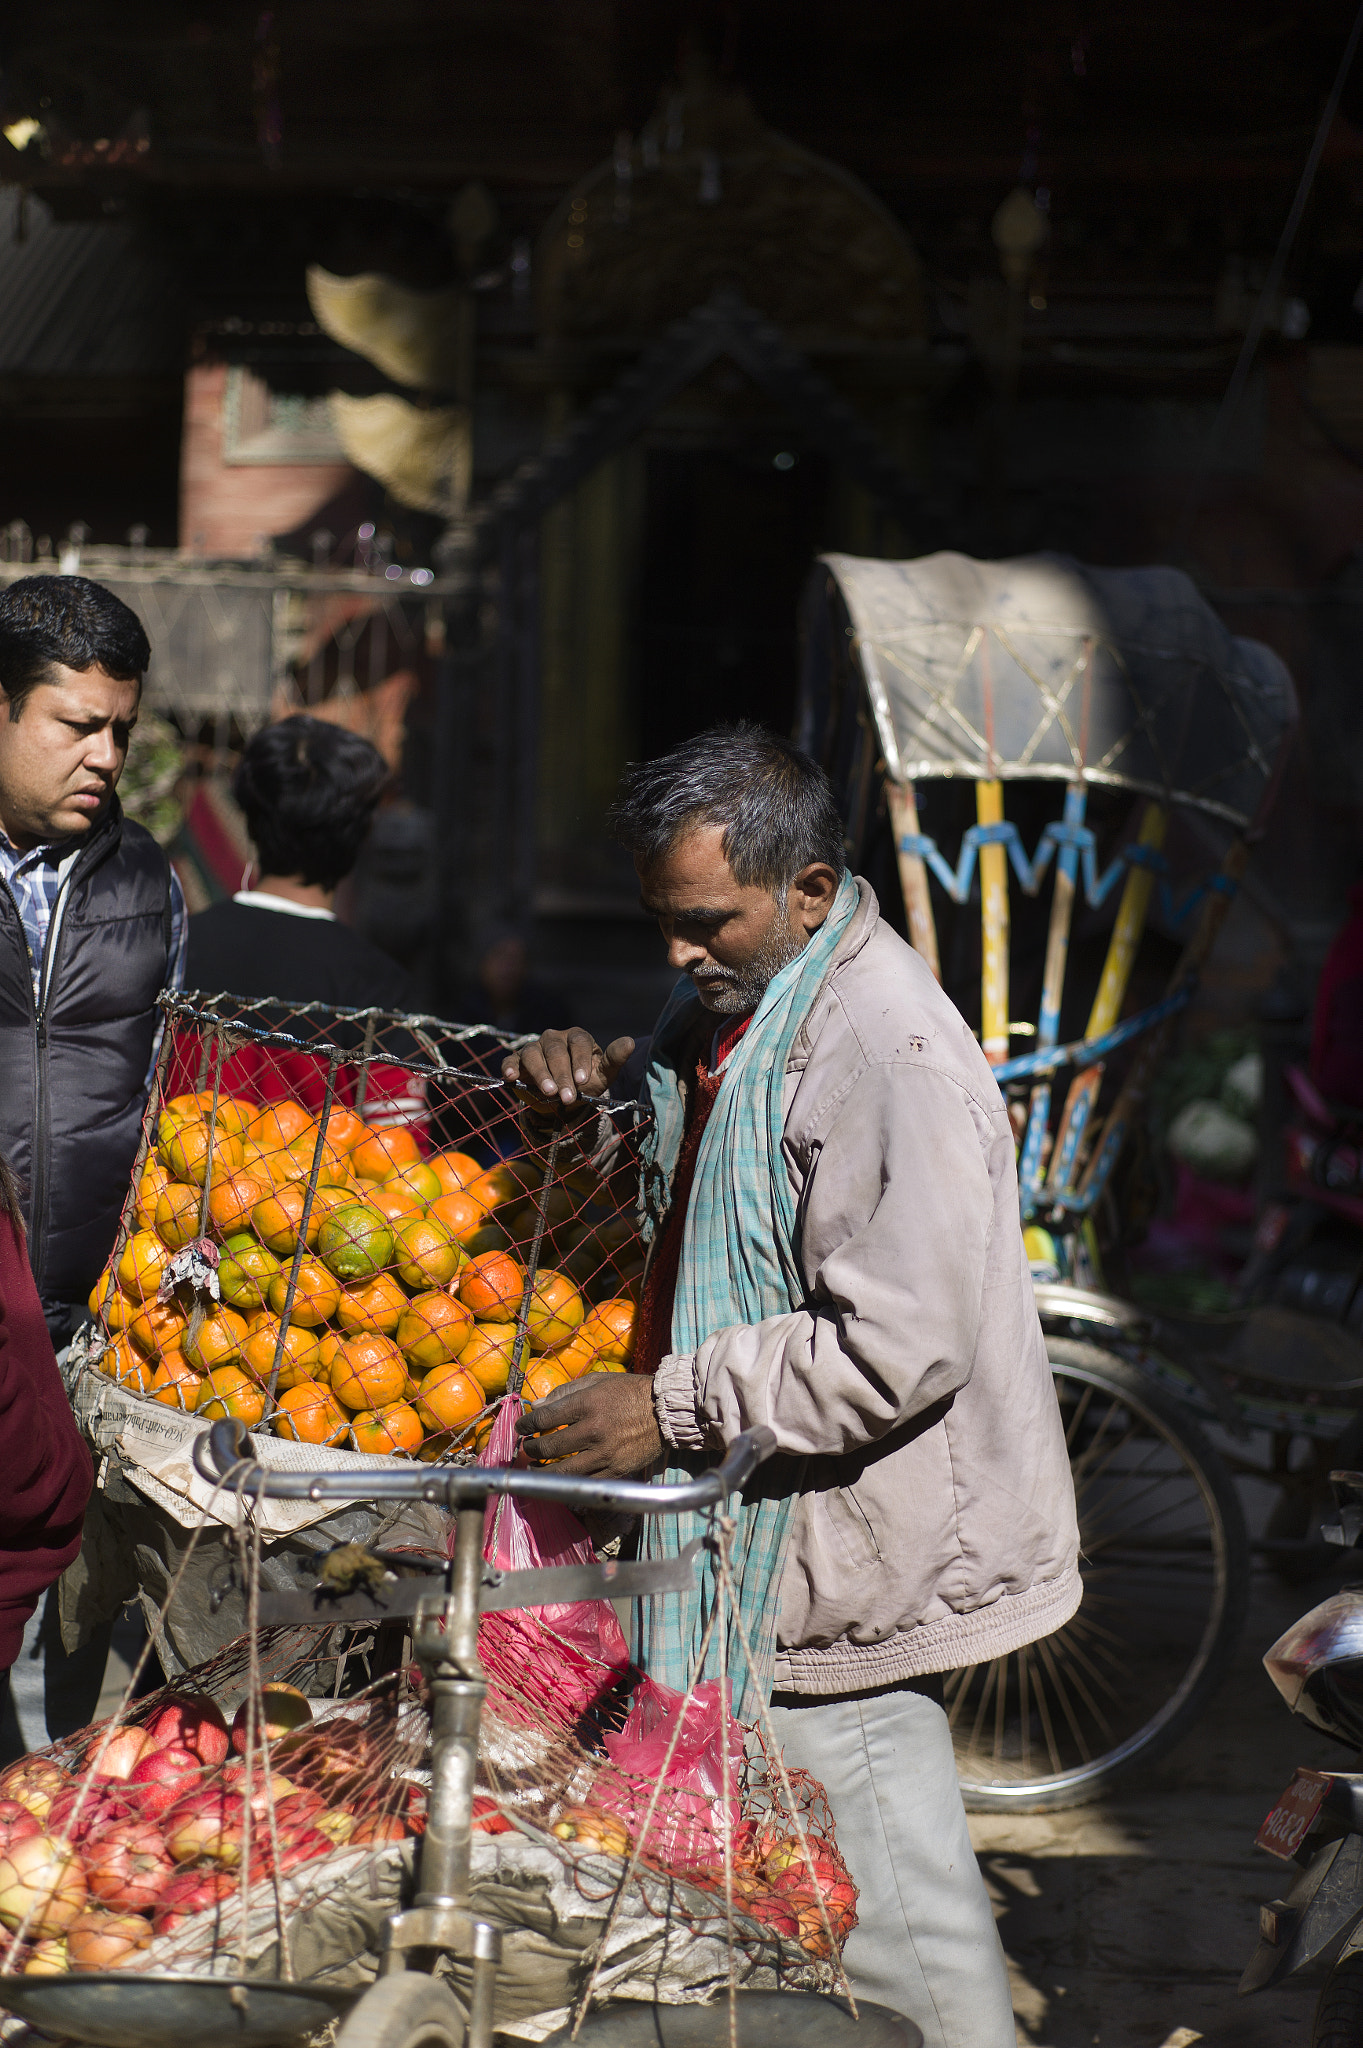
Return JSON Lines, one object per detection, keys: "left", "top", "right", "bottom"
{"left": 804, "top": 551, "right": 1296, "bottom": 831}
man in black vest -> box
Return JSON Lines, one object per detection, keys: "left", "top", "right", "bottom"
{"left": 0, "top": 575, "right": 185, "bottom": 1752}
{"left": 0, "top": 574, "right": 185, "bottom": 1342}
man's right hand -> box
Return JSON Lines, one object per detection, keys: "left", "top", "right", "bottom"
{"left": 501, "top": 1029, "right": 636, "bottom": 1107}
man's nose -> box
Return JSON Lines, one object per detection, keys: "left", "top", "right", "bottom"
{"left": 666, "top": 932, "right": 708, "bottom": 973}
{"left": 85, "top": 728, "right": 122, "bottom": 776}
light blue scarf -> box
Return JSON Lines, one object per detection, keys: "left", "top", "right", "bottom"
{"left": 634, "top": 872, "right": 860, "bottom": 1720}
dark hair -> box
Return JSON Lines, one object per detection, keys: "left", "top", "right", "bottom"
{"left": 608, "top": 722, "right": 846, "bottom": 891}
{"left": 233, "top": 715, "right": 389, "bottom": 888}
{"left": 0, "top": 575, "right": 150, "bottom": 717}
{"left": 0, "top": 1150, "right": 24, "bottom": 1233}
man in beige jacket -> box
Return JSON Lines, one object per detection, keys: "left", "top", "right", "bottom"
{"left": 505, "top": 723, "right": 1079, "bottom": 2047}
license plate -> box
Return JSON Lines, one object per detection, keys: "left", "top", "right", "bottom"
{"left": 1257, "top": 1768, "right": 1332, "bottom": 1859}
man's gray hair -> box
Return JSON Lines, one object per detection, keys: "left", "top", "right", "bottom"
{"left": 608, "top": 722, "right": 847, "bottom": 892}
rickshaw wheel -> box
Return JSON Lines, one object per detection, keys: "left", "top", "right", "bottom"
{"left": 334, "top": 1973, "right": 465, "bottom": 2048}
{"left": 951, "top": 1339, "right": 1249, "bottom": 1812}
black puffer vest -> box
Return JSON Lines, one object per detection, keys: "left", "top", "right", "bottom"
{"left": 0, "top": 802, "right": 173, "bottom": 1337}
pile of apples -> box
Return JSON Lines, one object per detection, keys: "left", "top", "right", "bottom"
{"left": 0, "top": 1684, "right": 412, "bottom": 1975}
{"left": 716, "top": 1821, "right": 858, "bottom": 1960}
{"left": 89, "top": 1091, "right": 643, "bottom": 1458}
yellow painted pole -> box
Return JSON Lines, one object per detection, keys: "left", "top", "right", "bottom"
{"left": 1047, "top": 801, "right": 1167, "bottom": 1191}
{"left": 976, "top": 779, "right": 1010, "bottom": 1065}
{"left": 886, "top": 780, "right": 941, "bottom": 982}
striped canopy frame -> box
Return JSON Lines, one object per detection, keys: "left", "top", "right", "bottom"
{"left": 798, "top": 551, "right": 1298, "bottom": 1235}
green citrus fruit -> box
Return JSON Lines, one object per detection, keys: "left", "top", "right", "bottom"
{"left": 317, "top": 1202, "right": 394, "bottom": 1283}
{"left": 219, "top": 1240, "right": 283, "bottom": 1310}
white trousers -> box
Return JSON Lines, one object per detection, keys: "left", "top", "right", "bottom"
{"left": 766, "top": 1686, "right": 1015, "bottom": 2048}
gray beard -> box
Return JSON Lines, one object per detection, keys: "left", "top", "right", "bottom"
{"left": 690, "top": 914, "right": 806, "bottom": 1015}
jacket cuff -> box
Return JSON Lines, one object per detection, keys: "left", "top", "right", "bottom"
{"left": 651, "top": 1354, "right": 707, "bottom": 1451}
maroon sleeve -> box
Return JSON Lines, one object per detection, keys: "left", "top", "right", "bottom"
{"left": 0, "top": 1213, "right": 94, "bottom": 1671}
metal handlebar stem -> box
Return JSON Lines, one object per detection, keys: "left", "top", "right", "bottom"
{"left": 191, "top": 1416, "right": 777, "bottom": 2048}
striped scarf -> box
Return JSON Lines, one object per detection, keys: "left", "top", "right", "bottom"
{"left": 634, "top": 872, "right": 860, "bottom": 1720}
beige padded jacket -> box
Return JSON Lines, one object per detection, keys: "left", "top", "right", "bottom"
{"left": 650, "top": 879, "right": 1082, "bottom": 1694}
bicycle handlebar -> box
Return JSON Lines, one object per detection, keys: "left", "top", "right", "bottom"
{"left": 192, "top": 1416, "right": 777, "bottom": 1515}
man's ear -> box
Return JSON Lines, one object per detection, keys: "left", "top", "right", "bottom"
{"left": 789, "top": 863, "right": 842, "bottom": 933}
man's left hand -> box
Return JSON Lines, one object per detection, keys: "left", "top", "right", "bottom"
{"left": 516, "top": 1371, "right": 663, "bottom": 1477}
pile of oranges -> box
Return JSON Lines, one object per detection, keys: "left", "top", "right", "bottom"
{"left": 89, "top": 1093, "right": 641, "bottom": 1460}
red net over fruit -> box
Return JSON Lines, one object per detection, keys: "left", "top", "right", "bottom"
{"left": 82, "top": 991, "right": 647, "bottom": 1461}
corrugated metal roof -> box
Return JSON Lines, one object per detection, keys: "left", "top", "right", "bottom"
{"left": 0, "top": 187, "right": 183, "bottom": 377}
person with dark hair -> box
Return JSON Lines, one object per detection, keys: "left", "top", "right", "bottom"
{"left": 188, "top": 713, "right": 414, "bottom": 1008}
{"left": 502, "top": 723, "right": 1078, "bottom": 2048}
{"left": 0, "top": 574, "right": 186, "bottom": 1340}
{"left": 0, "top": 1150, "right": 93, "bottom": 1755}
{"left": 186, "top": 716, "right": 422, "bottom": 1125}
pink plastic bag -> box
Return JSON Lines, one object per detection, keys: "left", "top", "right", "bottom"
{"left": 475, "top": 1395, "right": 631, "bottom": 1722}
{"left": 602, "top": 1676, "right": 743, "bottom": 1868}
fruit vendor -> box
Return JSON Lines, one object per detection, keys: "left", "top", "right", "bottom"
{"left": 503, "top": 723, "right": 1080, "bottom": 2048}
{"left": 0, "top": 575, "right": 186, "bottom": 1345}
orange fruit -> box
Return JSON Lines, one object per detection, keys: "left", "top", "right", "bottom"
{"left": 275, "top": 1381, "right": 348, "bottom": 1444}
{"left": 208, "top": 1171, "right": 266, "bottom": 1238}
{"left": 116, "top": 1228, "right": 173, "bottom": 1301}
{"left": 547, "top": 1333, "right": 599, "bottom": 1380}
{"left": 150, "top": 1354, "right": 205, "bottom": 1411}
{"left": 127, "top": 1297, "right": 188, "bottom": 1359}
{"left": 274, "top": 1133, "right": 350, "bottom": 1187}
{"left": 396, "top": 1291, "right": 474, "bottom": 1373}
{"left": 135, "top": 1159, "right": 170, "bottom": 1227}
{"left": 329, "top": 1333, "right": 407, "bottom": 1412}
{"left": 416, "top": 1429, "right": 458, "bottom": 1463}
{"left": 427, "top": 1191, "right": 488, "bottom": 1246}
{"left": 351, "top": 1126, "right": 422, "bottom": 1182}
{"left": 252, "top": 1184, "right": 314, "bottom": 1255}
{"left": 459, "top": 1322, "right": 517, "bottom": 1396}
{"left": 240, "top": 1316, "right": 321, "bottom": 1392}
{"left": 161, "top": 1121, "right": 245, "bottom": 1188}
{"left": 195, "top": 1366, "right": 265, "bottom": 1425}
{"left": 317, "top": 1202, "right": 393, "bottom": 1282}
{"left": 505, "top": 1189, "right": 577, "bottom": 1241}
{"left": 349, "top": 1401, "right": 424, "bottom": 1456}
{"left": 413, "top": 1362, "right": 483, "bottom": 1434}
{"left": 154, "top": 1180, "right": 203, "bottom": 1251}
{"left": 266, "top": 1256, "right": 341, "bottom": 1328}
{"left": 314, "top": 1327, "right": 346, "bottom": 1388}
{"left": 366, "top": 1182, "right": 425, "bottom": 1228}
{"left": 463, "top": 1219, "right": 511, "bottom": 1258}
{"left": 90, "top": 1276, "right": 130, "bottom": 1333}
{"left": 525, "top": 1269, "right": 584, "bottom": 1353}
{"left": 181, "top": 1305, "right": 247, "bottom": 1373}
{"left": 578, "top": 1298, "right": 637, "bottom": 1364}
{"left": 319, "top": 1106, "right": 368, "bottom": 1155}
{"left": 430, "top": 1149, "right": 483, "bottom": 1196}
{"left": 458, "top": 1250, "right": 525, "bottom": 1324}
{"left": 466, "top": 1165, "right": 520, "bottom": 1214}
{"left": 335, "top": 1271, "right": 407, "bottom": 1335}
{"left": 384, "top": 1159, "right": 441, "bottom": 1206}
{"left": 523, "top": 1357, "right": 571, "bottom": 1402}
{"left": 249, "top": 1101, "right": 313, "bottom": 1150}
{"left": 101, "top": 1338, "right": 151, "bottom": 1391}
{"left": 218, "top": 1237, "right": 282, "bottom": 1311}
{"left": 392, "top": 1216, "right": 462, "bottom": 1290}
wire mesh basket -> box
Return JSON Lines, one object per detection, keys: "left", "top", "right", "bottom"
{"left": 80, "top": 992, "right": 646, "bottom": 1464}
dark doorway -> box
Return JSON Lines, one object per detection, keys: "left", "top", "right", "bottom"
{"left": 633, "top": 441, "right": 831, "bottom": 755}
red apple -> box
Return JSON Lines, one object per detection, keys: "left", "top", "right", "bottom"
{"left": 23, "top": 1938, "right": 68, "bottom": 1974}
{"left": 164, "top": 1787, "right": 245, "bottom": 1866}
{"left": 143, "top": 1693, "right": 230, "bottom": 1767}
{"left": 313, "top": 1809, "right": 356, "bottom": 1846}
{"left": 88, "top": 1726, "right": 152, "bottom": 1782}
{"left": 0, "top": 1799, "right": 41, "bottom": 1854}
{"left": 230, "top": 1684, "right": 313, "bottom": 1756}
{"left": 127, "top": 1745, "right": 202, "bottom": 1817}
{"left": 0, "top": 1833, "right": 88, "bottom": 1937}
{"left": 46, "top": 1785, "right": 140, "bottom": 1847}
{"left": 85, "top": 1826, "right": 175, "bottom": 1914}
{"left": 150, "top": 1865, "right": 236, "bottom": 1937}
{"left": 66, "top": 1908, "right": 152, "bottom": 1970}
